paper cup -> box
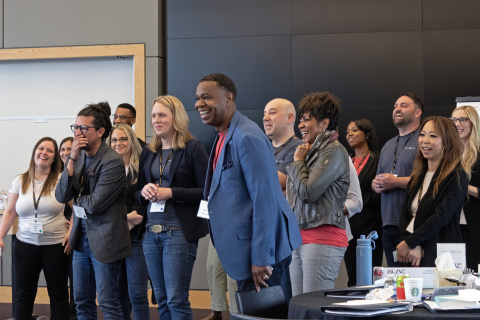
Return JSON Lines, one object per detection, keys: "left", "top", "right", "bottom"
{"left": 404, "top": 278, "right": 423, "bottom": 302}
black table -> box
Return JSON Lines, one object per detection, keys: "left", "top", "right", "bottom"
{"left": 288, "top": 290, "right": 480, "bottom": 320}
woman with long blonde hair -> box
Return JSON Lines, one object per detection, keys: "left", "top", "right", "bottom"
{"left": 107, "top": 123, "right": 149, "bottom": 319}
{"left": 397, "top": 116, "right": 468, "bottom": 267}
{"left": 136, "top": 95, "right": 208, "bottom": 319}
{"left": 451, "top": 106, "right": 480, "bottom": 271}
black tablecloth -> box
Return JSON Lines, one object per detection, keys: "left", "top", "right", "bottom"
{"left": 288, "top": 290, "right": 480, "bottom": 320}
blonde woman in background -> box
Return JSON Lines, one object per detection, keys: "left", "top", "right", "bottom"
{"left": 107, "top": 124, "right": 150, "bottom": 319}
{"left": 451, "top": 106, "right": 480, "bottom": 271}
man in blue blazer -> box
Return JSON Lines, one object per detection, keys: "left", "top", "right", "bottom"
{"left": 195, "top": 73, "right": 302, "bottom": 302}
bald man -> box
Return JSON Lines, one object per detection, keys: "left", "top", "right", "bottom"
{"left": 263, "top": 98, "right": 303, "bottom": 193}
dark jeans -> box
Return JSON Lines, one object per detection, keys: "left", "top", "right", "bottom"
{"left": 236, "top": 255, "right": 293, "bottom": 305}
{"left": 382, "top": 225, "right": 410, "bottom": 267}
{"left": 14, "top": 239, "right": 69, "bottom": 320}
{"left": 143, "top": 230, "right": 198, "bottom": 320}
{"left": 344, "top": 231, "right": 384, "bottom": 287}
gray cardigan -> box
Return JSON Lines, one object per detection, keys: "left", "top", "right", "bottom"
{"left": 286, "top": 131, "right": 350, "bottom": 230}
{"left": 55, "top": 142, "right": 131, "bottom": 263}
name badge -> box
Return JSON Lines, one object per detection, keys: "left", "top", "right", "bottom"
{"left": 151, "top": 200, "right": 166, "bottom": 212}
{"left": 197, "top": 200, "right": 209, "bottom": 219}
{"left": 29, "top": 221, "right": 43, "bottom": 234}
{"left": 73, "top": 204, "right": 87, "bottom": 219}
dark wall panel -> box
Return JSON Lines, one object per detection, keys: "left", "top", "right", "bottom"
{"left": 423, "top": 0, "right": 480, "bottom": 30}
{"left": 4, "top": 0, "right": 163, "bottom": 57}
{"left": 292, "top": 0, "right": 421, "bottom": 35}
{"left": 167, "top": 35, "right": 292, "bottom": 111}
{"left": 423, "top": 29, "right": 480, "bottom": 106}
{"left": 167, "top": 0, "right": 291, "bottom": 39}
{"left": 292, "top": 32, "right": 423, "bottom": 108}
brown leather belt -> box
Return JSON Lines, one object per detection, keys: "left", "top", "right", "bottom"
{"left": 147, "top": 224, "right": 182, "bottom": 233}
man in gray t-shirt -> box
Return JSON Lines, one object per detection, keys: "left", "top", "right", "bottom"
{"left": 372, "top": 93, "right": 424, "bottom": 267}
{"left": 263, "top": 98, "right": 303, "bottom": 194}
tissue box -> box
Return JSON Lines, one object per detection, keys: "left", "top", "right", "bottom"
{"left": 373, "top": 267, "right": 435, "bottom": 288}
{"left": 433, "top": 269, "right": 463, "bottom": 288}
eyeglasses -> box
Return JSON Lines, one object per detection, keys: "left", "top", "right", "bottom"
{"left": 111, "top": 137, "right": 129, "bottom": 143}
{"left": 70, "top": 124, "right": 99, "bottom": 133}
{"left": 112, "top": 114, "right": 135, "bottom": 120}
{"left": 449, "top": 117, "right": 470, "bottom": 124}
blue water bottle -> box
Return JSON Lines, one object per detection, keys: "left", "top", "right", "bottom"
{"left": 356, "top": 231, "right": 378, "bottom": 286}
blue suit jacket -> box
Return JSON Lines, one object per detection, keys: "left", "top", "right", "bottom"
{"left": 204, "top": 110, "right": 302, "bottom": 280}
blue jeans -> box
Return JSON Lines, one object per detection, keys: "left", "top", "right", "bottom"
{"left": 382, "top": 225, "right": 409, "bottom": 267}
{"left": 119, "top": 240, "right": 150, "bottom": 320}
{"left": 236, "top": 256, "right": 293, "bottom": 305}
{"left": 142, "top": 230, "right": 198, "bottom": 320}
{"left": 73, "top": 232, "right": 123, "bottom": 320}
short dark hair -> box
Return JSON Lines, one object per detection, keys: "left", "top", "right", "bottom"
{"left": 351, "top": 118, "right": 378, "bottom": 152}
{"left": 117, "top": 103, "right": 136, "bottom": 118}
{"left": 398, "top": 92, "right": 424, "bottom": 115}
{"left": 78, "top": 101, "right": 112, "bottom": 140}
{"left": 200, "top": 73, "right": 237, "bottom": 101}
{"left": 298, "top": 92, "right": 341, "bottom": 130}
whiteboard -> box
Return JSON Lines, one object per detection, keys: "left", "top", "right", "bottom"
{"left": 0, "top": 57, "right": 134, "bottom": 191}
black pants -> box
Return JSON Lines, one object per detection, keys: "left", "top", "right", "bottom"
{"left": 14, "top": 239, "right": 70, "bottom": 320}
{"left": 461, "top": 224, "right": 480, "bottom": 272}
{"left": 344, "top": 232, "right": 384, "bottom": 287}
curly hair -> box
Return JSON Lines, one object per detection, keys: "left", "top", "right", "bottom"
{"left": 298, "top": 92, "right": 341, "bottom": 130}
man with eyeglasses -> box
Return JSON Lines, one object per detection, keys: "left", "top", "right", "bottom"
{"left": 56, "top": 102, "right": 131, "bottom": 319}
{"left": 113, "top": 103, "right": 146, "bottom": 148}
{"left": 372, "top": 93, "right": 423, "bottom": 267}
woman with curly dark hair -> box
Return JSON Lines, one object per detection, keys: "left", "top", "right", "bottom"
{"left": 286, "top": 92, "right": 350, "bottom": 294}
{"left": 344, "top": 118, "right": 383, "bottom": 286}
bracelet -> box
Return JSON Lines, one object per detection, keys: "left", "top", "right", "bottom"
{"left": 70, "top": 157, "right": 77, "bottom": 161}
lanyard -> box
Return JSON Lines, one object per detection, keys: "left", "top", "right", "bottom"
{"left": 32, "top": 180, "right": 45, "bottom": 220}
{"left": 351, "top": 149, "right": 370, "bottom": 171}
{"left": 391, "top": 128, "right": 417, "bottom": 174}
{"left": 159, "top": 150, "right": 173, "bottom": 186}
{"left": 275, "top": 135, "right": 297, "bottom": 155}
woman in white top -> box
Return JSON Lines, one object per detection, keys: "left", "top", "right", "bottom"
{"left": 0, "top": 137, "right": 71, "bottom": 320}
